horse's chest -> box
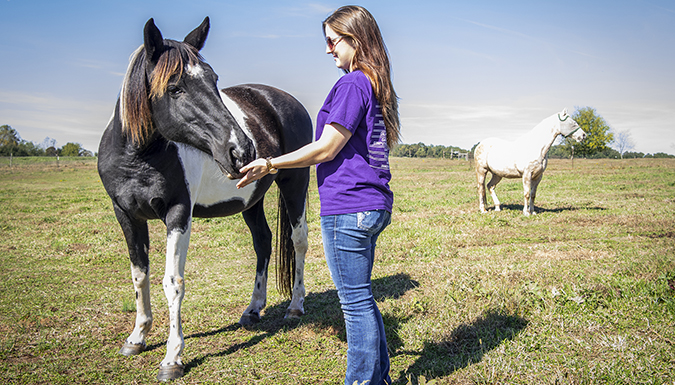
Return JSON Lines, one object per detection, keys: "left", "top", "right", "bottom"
{"left": 176, "top": 144, "right": 259, "bottom": 213}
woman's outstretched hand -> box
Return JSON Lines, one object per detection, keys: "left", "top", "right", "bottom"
{"left": 236, "top": 158, "right": 269, "bottom": 189}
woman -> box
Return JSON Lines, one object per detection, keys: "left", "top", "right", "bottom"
{"left": 237, "top": 6, "right": 400, "bottom": 384}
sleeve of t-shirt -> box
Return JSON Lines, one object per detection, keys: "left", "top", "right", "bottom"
{"left": 325, "top": 81, "right": 367, "bottom": 134}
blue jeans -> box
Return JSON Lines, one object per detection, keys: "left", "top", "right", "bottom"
{"left": 321, "top": 210, "right": 392, "bottom": 385}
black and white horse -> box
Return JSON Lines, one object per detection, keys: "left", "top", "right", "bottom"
{"left": 97, "top": 17, "right": 312, "bottom": 380}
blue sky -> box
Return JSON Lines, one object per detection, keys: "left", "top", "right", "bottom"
{"left": 1, "top": 0, "right": 674, "bottom": 154}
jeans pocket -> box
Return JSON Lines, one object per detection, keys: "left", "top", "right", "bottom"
{"left": 356, "top": 210, "right": 388, "bottom": 234}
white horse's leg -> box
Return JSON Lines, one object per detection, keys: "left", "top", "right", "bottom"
{"left": 242, "top": 264, "right": 269, "bottom": 324}
{"left": 286, "top": 210, "right": 307, "bottom": 318}
{"left": 487, "top": 175, "right": 503, "bottom": 211}
{"left": 522, "top": 175, "right": 532, "bottom": 216}
{"left": 476, "top": 168, "right": 489, "bottom": 213}
{"left": 119, "top": 264, "right": 153, "bottom": 355}
{"left": 157, "top": 224, "right": 191, "bottom": 380}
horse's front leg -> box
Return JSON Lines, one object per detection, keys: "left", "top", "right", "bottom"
{"left": 522, "top": 175, "right": 533, "bottom": 216}
{"left": 529, "top": 175, "right": 543, "bottom": 215}
{"left": 157, "top": 222, "right": 192, "bottom": 381}
{"left": 116, "top": 212, "right": 153, "bottom": 356}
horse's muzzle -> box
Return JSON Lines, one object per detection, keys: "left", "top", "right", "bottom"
{"left": 213, "top": 141, "right": 255, "bottom": 179}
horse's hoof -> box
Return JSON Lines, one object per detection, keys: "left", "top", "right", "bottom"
{"left": 285, "top": 309, "right": 304, "bottom": 319}
{"left": 238, "top": 312, "right": 261, "bottom": 327}
{"left": 119, "top": 342, "right": 145, "bottom": 356}
{"left": 157, "top": 364, "right": 184, "bottom": 381}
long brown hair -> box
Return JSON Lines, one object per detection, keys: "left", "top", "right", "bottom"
{"left": 323, "top": 5, "right": 401, "bottom": 148}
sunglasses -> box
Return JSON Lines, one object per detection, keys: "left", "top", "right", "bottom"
{"left": 326, "top": 35, "right": 345, "bottom": 51}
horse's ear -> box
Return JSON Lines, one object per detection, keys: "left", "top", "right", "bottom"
{"left": 184, "top": 17, "right": 210, "bottom": 51}
{"left": 561, "top": 108, "right": 568, "bottom": 116}
{"left": 144, "top": 18, "right": 165, "bottom": 63}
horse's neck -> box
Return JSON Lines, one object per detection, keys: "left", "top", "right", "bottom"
{"left": 521, "top": 118, "right": 558, "bottom": 157}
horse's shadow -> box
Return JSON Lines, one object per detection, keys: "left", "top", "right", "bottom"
{"left": 391, "top": 310, "right": 528, "bottom": 384}
{"left": 181, "top": 272, "right": 419, "bottom": 375}
{"left": 176, "top": 273, "right": 528, "bottom": 382}
{"left": 495, "top": 204, "right": 606, "bottom": 214}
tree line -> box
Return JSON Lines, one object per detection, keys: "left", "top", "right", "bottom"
{"left": 4, "top": 106, "right": 673, "bottom": 160}
{"left": 391, "top": 143, "right": 469, "bottom": 159}
{"left": 0, "top": 125, "right": 94, "bottom": 157}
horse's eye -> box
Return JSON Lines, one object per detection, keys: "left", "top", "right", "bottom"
{"left": 167, "top": 85, "right": 183, "bottom": 97}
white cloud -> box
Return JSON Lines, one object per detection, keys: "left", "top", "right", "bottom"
{"left": 0, "top": 90, "right": 110, "bottom": 152}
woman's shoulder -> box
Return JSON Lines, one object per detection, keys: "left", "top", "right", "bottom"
{"left": 340, "top": 70, "right": 369, "bottom": 84}
{"left": 334, "top": 71, "right": 372, "bottom": 95}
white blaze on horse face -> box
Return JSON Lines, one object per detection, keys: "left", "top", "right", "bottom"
{"left": 186, "top": 63, "right": 205, "bottom": 78}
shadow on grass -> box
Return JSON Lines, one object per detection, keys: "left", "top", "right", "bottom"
{"left": 143, "top": 273, "right": 526, "bottom": 383}
{"left": 181, "top": 272, "right": 419, "bottom": 375}
{"left": 391, "top": 310, "right": 528, "bottom": 384}
{"left": 490, "top": 204, "right": 606, "bottom": 214}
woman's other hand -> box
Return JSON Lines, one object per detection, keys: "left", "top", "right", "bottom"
{"left": 236, "top": 158, "right": 269, "bottom": 189}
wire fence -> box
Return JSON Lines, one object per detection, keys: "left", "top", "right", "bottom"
{"left": 0, "top": 156, "right": 97, "bottom": 170}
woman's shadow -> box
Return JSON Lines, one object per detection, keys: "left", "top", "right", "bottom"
{"left": 180, "top": 272, "right": 417, "bottom": 374}
{"left": 390, "top": 310, "right": 528, "bottom": 384}
{"left": 180, "top": 272, "right": 528, "bottom": 382}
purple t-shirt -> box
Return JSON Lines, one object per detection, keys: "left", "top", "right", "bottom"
{"left": 316, "top": 70, "right": 393, "bottom": 216}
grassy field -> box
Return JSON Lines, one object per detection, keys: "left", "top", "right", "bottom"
{"left": 0, "top": 157, "right": 673, "bottom": 384}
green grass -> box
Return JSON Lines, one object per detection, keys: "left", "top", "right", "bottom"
{"left": 0, "top": 157, "right": 673, "bottom": 384}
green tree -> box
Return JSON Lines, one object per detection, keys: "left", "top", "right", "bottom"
{"left": 547, "top": 144, "right": 569, "bottom": 159}
{"left": 0, "top": 125, "right": 21, "bottom": 156}
{"left": 392, "top": 142, "right": 469, "bottom": 158}
{"left": 651, "top": 152, "right": 675, "bottom": 159}
{"left": 60, "top": 142, "right": 84, "bottom": 157}
{"left": 562, "top": 107, "right": 614, "bottom": 158}
{"left": 623, "top": 151, "right": 645, "bottom": 159}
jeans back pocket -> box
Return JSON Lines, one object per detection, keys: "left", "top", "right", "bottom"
{"left": 356, "top": 210, "right": 390, "bottom": 234}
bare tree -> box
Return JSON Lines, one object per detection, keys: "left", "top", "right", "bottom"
{"left": 614, "top": 130, "right": 635, "bottom": 159}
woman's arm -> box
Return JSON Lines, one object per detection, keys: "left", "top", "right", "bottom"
{"left": 236, "top": 123, "right": 352, "bottom": 189}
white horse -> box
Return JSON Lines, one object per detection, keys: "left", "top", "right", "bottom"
{"left": 474, "top": 108, "right": 586, "bottom": 216}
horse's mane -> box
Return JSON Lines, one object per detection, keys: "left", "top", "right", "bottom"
{"left": 120, "top": 41, "right": 203, "bottom": 145}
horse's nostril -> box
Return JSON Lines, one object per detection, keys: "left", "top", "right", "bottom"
{"left": 229, "top": 146, "right": 240, "bottom": 167}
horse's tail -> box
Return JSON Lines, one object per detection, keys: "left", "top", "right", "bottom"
{"left": 275, "top": 193, "right": 295, "bottom": 299}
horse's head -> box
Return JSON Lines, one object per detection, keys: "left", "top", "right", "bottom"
{"left": 557, "top": 108, "right": 586, "bottom": 142}
{"left": 120, "top": 17, "right": 255, "bottom": 178}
